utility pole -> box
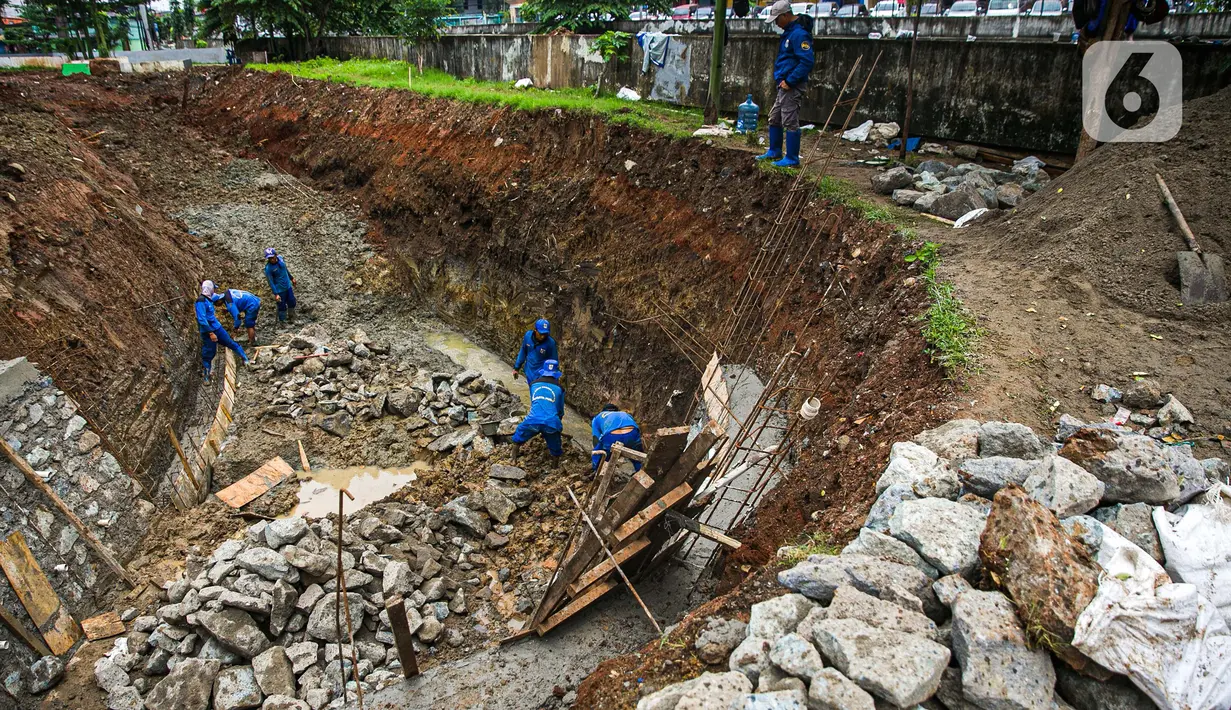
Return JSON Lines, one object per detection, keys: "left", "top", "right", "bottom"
{"left": 705, "top": 0, "right": 730, "bottom": 125}
{"left": 1074, "top": 0, "right": 1131, "bottom": 163}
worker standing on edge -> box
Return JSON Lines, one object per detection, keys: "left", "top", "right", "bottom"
{"left": 755, "top": 0, "right": 815, "bottom": 169}
{"left": 511, "top": 360, "right": 565, "bottom": 465}
{"left": 512, "top": 318, "right": 558, "bottom": 383}
{"left": 197, "top": 280, "right": 249, "bottom": 383}
{"left": 592, "top": 404, "right": 644, "bottom": 472}
{"left": 263, "top": 247, "right": 298, "bottom": 324}
{"left": 216, "top": 287, "right": 262, "bottom": 347}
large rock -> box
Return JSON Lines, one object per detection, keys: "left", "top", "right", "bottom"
{"left": 768, "top": 633, "right": 824, "bottom": 682}
{"left": 30, "top": 655, "right": 65, "bottom": 693}
{"left": 888, "top": 497, "right": 987, "bottom": 577}
{"left": 826, "top": 585, "right": 940, "bottom": 643}
{"left": 252, "top": 647, "right": 296, "bottom": 698}
{"left": 382, "top": 559, "right": 419, "bottom": 597}
{"left": 807, "top": 668, "right": 875, "bottom": 710}
{"left": 841, "top": 528, "right": 939, "bottom": 580}
{"left": 285, "top": 641, "right": 320, "bottom": 675}
{"left": 863, "top": 484, "right": 918, "bottom": 533}
{"left": 812, "top": 618, "right": 949, "bottom": 707}
{"left": 313, "top": 411, "right": 352, "bottom": 438}
{"left": 778, "top": 555, "right": 942, "bottom": 620}
{"left": 951, "top": 589, "right": 1056, "bottom": 710}
{"left": 995, "top": 183, "right": 1026, "bottom": 209}
{"left": 1022, "top": 455, "right": 1105, "bottom": 517}
{"left": 213, "top": 666, "right": 263, "bottom": 710}
{"left": 748, "top": 593, "right": 815, "bottom": 639}
{"left": 979, "top": 422, "right": 1049, "bottom": 459}
{"left": 440, "top": 498, "right": 491, "bottom": 537}
{"left": 875, "top": 442, "right": 959, "bottom": 500}
{"left": 676, "top": 671, "right": 754, "bottom": 710}
{"left": 236, "top": 547, "right": 292, "bottom": 582}
{"left": 269, "top": 580, "right": 297, "bottom": 637}
{"left": 959, "top": 456, "right": 1038, "bottom": 499}
{"left": 731, "top": 690, "right": 807, "bottom": 709}
{"left": 892, "top": 189, "right": 925, "bottom": 207}
{"left": 196, "top": 609, "right": 272, "bottom": 659}
{"left": 913, "top": 419, "right": 980, "bottom": 460}
{"left": 1059, "top": 429, "right": 1180, "bottom": 504}
{"left": 1119, "top": 379, "right": 1162, "bottom": 409}
{"left": 729, "top": 636, "right": 774, "bottom": 684}
{"left": 264, "top": 518, "right": 309, "bottom": 548}
{"left": 871, "top": 166, "right": 913, "bottom": 194}
{"left": 929, "top": 186, "right": 987, "bottom": 221}
{"left": 978, "top": 486, "right": 1100, "bottom": 671}
{"left": 306, "top": 593, "right": 364, "bottom": 643}
{"left": 281, "top": 546, "right": 332, "bottom": 577}
{"left": 695, "top": 617, "right": 748, "bottom": 665}
{"left": 1090, "top": 503, "right": 1164, "bottom": 563}
{"left": 144, "top": 658, "right": 221, "bottom": 710}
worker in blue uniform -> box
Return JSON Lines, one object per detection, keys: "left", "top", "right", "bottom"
{"left": 216, "top": 287, "right": 262, "bottom": 347}
{"left": 755, "top": 0, "right": 816, "bottom": 168}
{"left": 512, "top": 318, "right": 558, "bottom": 382}
{"left": 591, "top": 404, "right": 644, "bottom": 472}
{"left": 263, "top": 247, "right": 297, "bottom": 324}
{"left": 196, "top": 280, "right": 249, "bottom": 383}
{"left": 511, "top": 360, "right": 565, "bottom": 463}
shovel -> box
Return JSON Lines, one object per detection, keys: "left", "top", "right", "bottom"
{"left": 1156, "top": 173, "right": 1228, "bottom": 305}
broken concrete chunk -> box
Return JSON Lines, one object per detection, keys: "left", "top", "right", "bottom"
{"left": 1022, "top": 455, "right": 1105, "bottom": 518}
{"left": 978, "top": 422, "right": 1049, "bottom": 460}
{"left": 932, "top": 573, "right": 973, "bottom": 607}
{"left": 913, "top": 418, "right": 980, "bottom": 460}
{"left": 875, "top": 441, "right": 960, "bottom": 500}
{"left": 212, "top": 665, "right": 262, "bottom": 710}
{"left": 863, "top": 484, "right": 918, "bottom": 533}
{"left": 251, "top": 646, "right": 296, "bottom": 698}
{"left": 952, "top": 589, "right": 1056, "bottom": 710}
{"left": 729, "top": 636, "right": 774, "bottom": 685}
{"left": 959, "top": 456, "right": 1038, "bottom": 499}
{"left": 675, "top": 671, "right": 754, "bottom": 710}
{"left": 777, "top": 554, "right": 942, "bottom": 620}
{"left": 888, "top": 497, "right": 987, "bottom": 578}
{"left": 196, "top": 609, "right": 271, "bottom": 659}
{"left": 730, "top": 689, "right": 808, "bottom": 709}
{"left": 1059, "top": 429, "right": 1180, "bottom": 504}
{"left": 768, "top": 633, "right": 824, "bottom": 682}
{"left": 748, "top": 593, "right": 815, "bottom": 639}
{"left": 840, "top": 528, "right": 939, "bottom": 580}
{"left": 144, "top": 658, "right": 220, "bottom": 710}
{"left": 236, "top": 547, "right": 292, "bottom": 582}
{"left": 695, "top": 617, "right": 748, "bottom": 665}
{"left": 812, "top": 617, "right": 949, "bottom": 707}
{"left": 807, "top": 667, "right": 875, "bottom": 710}
{"left": 305, "top": 593, "right": 364, "bottom": 643}
{"left": 826, "top": 585, "right": 940, "bottom": 643}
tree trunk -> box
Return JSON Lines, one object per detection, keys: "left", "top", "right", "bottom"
{"left": 90, "top": 0, "right": 110, "bottom": 57}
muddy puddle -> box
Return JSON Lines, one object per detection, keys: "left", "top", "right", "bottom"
{"left": 290, "top": 462, "right": 430, "bottom": 518}
{"left": 424, "top": 329, "right": 592, "bottom": 449}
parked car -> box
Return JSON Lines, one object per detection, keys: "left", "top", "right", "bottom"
{"left": 836, "top": 3, "right": 869, "bottom": 16}
{"left": 870, "top": 0, "right": 904, "bottom": 15}
{"left": 671, "top": 4, "right": 695, "bottom": 17}
{"left": 919, "top": 2, "right": 939, "bottom": 14}
{"left": 1022, "top": 0, "right": 1063, "bottom": 13}
{"left": 695, "top": 5, "right": 714, "bottom": 18}
{"left": 945, "top": 0, "right": 980, "bottom": 14}
{"left": 985, "top": 0, "right": 1019, "bottom": 14}
{"left": 814, "top": 1, "right": 839, "bottom": 14}
{"left": 790, "top": 2, "right": 813, "bottom": 14}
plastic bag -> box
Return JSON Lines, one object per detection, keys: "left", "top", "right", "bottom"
{"left": 1154, "top": 485, "right": 1231, "bottom": 624}
{"left": 841, "top": 119, "right": 873, "bottom": 142}
{"left": 953, "top": 208, "right": 989, "bottom": 229}
{"left": 513, "top": 78, "right": 533, "bottom": 89}
{"left": 616, "top": 87, "right": 641, "bottom": 101}
{"left": 1073, "top": 514, "right": 1231, "bottom": 710}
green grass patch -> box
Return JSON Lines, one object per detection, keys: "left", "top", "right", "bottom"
{"left": 905, "top": 240, "right": 980, "bottom": 375}
{"left": 778, "top": 531, "right": 841, "bottom": 565}
{"left": 252, "top": 58, "right": 703, "bottom": 137}
{"left": 756, "top": 164, "right": 907, "bottom": 226}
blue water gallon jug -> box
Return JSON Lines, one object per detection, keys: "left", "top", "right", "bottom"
{"left": 737, "top": 94, "right": 759, "bottom": 134}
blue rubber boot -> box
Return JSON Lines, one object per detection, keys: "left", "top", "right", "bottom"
{"left": 773, "top": 131, "right": 802, "bottom": 168}
{"left": 756, "top": 126, "right": 783, "bottom": 161}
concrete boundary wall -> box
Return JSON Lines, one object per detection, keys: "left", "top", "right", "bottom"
{"left": 245, "top": 33, "right": 1231, "bottom": 152}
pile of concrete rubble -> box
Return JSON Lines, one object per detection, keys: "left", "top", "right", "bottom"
{"left": 637, "top": 415, "right": 1231, "bottom": 710}
{"left": 250, "top": 324, "right": 524, "bottom": 455}
{"left": 870, "top": 157, "right": 1050, "bottom": 221}
{"left": 92, "top": 461, "right": 541, "bottom": 710}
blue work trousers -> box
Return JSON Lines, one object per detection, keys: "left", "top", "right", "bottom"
{"left": 201, "top": 328, "right": 247, "bottom": 373}
{"left": 512, "top": 420, "right": 563, "bottom": 457}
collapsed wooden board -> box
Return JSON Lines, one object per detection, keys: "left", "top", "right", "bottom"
{"left": 0, "top": 531, "right": 81, "bottom": 654}
{"left": 81, "top": 611, "right": 126, "bottom": 641}
{"left": 215, "top": 456, "right": 295, "bottom": 508}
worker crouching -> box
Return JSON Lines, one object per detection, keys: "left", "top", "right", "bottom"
{"left": 511, "top": 360, "right": 565, "bottom": 465}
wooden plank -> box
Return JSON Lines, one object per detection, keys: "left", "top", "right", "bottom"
{"left": 609, "top": 442, "right": 648, "bottom": 462}
{"left": 0, "top": 602, "right": 52, "bottom": 656}
{"left": 0, "top": 439, "right": 136, "bottom": 588}
{"left": 215, "top": 457, "right": 295, "bottom": 508}
{"left": 701, "top": 352, "right": 731, "bottom": 431}
{"left": 665, "top": 510, "right": 742, "bottom": 549}
{"left": 297, "top": 440, "right": 311, "bottom": 472}
{"left": 568, "top": 536, "right": 651, "bottom": 596}
{"left": 81, "top": 611, "right": 126, "bottom": 641}
{"left": 166, "top": 426, "right": 200, "bottom": 493}
{"left": 585, "top": 454, "right": 618, "bottom": 520}
{"left": 613, "top": 483, "right": 692, "bottom": 544}
{"left": 535, "top": 579, "right": 617, "bottom": 636}
{"left": 0, "top": 531, "right": 81, "bottom": 654}
{"left": 384, "top": 595, "right": 420, "bottom": 677}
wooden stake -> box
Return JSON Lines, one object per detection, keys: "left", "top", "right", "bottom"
{"left": 664, "top": 510, "right": 741, "bottom": 550}
{"left": 166, "top": 425, "right": 200, "bottom": 493}
{"left": 0, "top": 438, "right": 136, "bottom": 588}
{"left": 298, "top": 440, "right": 311, "bottom": 472}
{"left": 384, "top": 594, "right": 420, "bottom": 677}
{"left": 566, "top": 487, "right": 661, "bottom": 636}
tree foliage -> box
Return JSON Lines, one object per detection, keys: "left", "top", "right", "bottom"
{"left": 7, "top": 0, "right": 142, "bottom": 57}
{"left": 519, "top": 0, "right": 632, "bottom": 32}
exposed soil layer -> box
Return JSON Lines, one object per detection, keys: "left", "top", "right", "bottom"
{"left": 0, "top": 80, "right": 214, "bottom": 499}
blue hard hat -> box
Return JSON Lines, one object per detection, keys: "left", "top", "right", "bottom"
{"left": 264, "top": 247, "right": 278, "bottom": 259}
{"left": 539, "top": 360, "right": 561, "bottom": 377}
{"left": 534, "top": 318, "right": 550, "bottom": 335}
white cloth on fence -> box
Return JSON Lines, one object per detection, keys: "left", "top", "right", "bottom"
{"left": 638, "top": 32, "right": 671, "bottom": 73}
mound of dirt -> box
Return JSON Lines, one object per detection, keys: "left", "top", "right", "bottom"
{"left": 973, "top": 86, "right": 1231, "bottom": 321}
